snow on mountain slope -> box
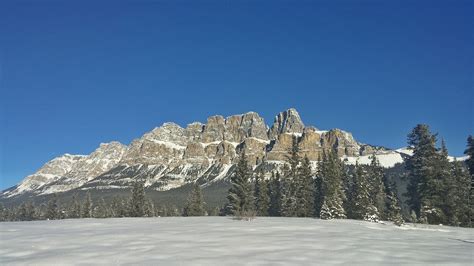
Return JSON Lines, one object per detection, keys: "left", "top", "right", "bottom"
{"left": 2, "top": 109, "right": 470, "bottom": 199}
{"left": 2, "top": 154, "right": 85, "bottom": 197}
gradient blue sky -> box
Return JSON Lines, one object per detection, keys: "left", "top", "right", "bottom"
{"left": 1, "top": 1, "right": 473, "bottom": 189}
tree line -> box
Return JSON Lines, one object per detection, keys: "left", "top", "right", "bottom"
{"left": 227, "top": 125, "right": 473, "bottom": 227}
{"left": 0, "top": 182, "right": 212, "bottom": 221}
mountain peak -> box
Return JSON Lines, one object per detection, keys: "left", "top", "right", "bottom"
{"left": 268, "top": 108, "right": 305, "bottom": 139}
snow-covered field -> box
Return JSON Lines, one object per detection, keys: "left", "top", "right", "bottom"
{"left": 0, "top": 217, "right": 472, "bottom": 265}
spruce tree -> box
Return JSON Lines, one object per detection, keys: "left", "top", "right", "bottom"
{"left": 82, "top": 191, "right": 93, "bottom": 218}
{"left": 296, "top": 156, "right": 314, "bottom": 217}
{"left": 367, "top": 155, "right": 386, "bottom": 220}
{"left": 46, "top": 194, "right": 59, "bottom": 220}
{"left": 70, "top": 194, "right": 82, "bottom": 218}
{"left": 268, "top": 171, "right": 282, "bottom": 216}
{"left": 281, "top": 137, "right": 299, "bottom": 217}
{"left": 254, "top": 167, "right": 270, "bottom": 216}
{"left": 130, "top": 180, "right": 146, "bottom": 217}
{"left": 465, "top": 135, "right": 474, "bottom": 176}
{"left": 314, "top": 154, "right": 325, "bottom": 217}
{"left": 386, "top": 184, "right": 404, "bottom": 226}
{"left": 351, "top": 163, "right": 371, "bottom": 220}
{"left": 319, "top": 150, "right": 346, "bottom": 219}
{"left": 227, "top": 150, "right": 253, "bottom": 216}
{"left": 405, "top": 124, "right": 438, "bottom": 220}
{"left": 446, "top": 161, "right": 472, "bottom": 227}
{"left": 183, "top": 184, "right": 206, "bottom": 216}
{"left": 18, "top": 201, "right": 36, "bottom": 221}
{"left": 464, "top": 135, "right": 474, "bottom": 221}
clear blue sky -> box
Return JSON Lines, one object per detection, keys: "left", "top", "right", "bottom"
{"left": 1, "top": 1, "right": 472, "bottom": 189}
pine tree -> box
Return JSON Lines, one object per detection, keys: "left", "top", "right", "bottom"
{"left": 386, "top": 184, "right": 404, "bottom": 226}
{"left": 183, "top": 184, "right": 206, "bottom": 216}
{"left": 46, "top": 194, "right": 59, "bottom": 220}
{"left": 82, "top": 191, "right": 93, "bottom": 218}
{"left": 296, "top": 156, "right": 314, "bottom": 217}
{"left": 18, "top": 201, "right": 36, "bottom": 221}
{"left": 0, "top": 203, "right": 7, "bottom": 221}
{"left": 464, "top": 135, "right": 474, "bottom": 225}
{"left": 227, "top": 150, "right": 253, "bottom": 216}
{"left": 446, "top": 161, "right": 472, "bottom": 227}
{"left": 429, "top": 139, "right": 452, "bottom": 224}
{"left": 70, "top": 194, "right": 82, "bottom": 218}
{"left": 254, "top": 167, "right": 269, "bottom": 216}
{"left": 351, "top": 163, "right": 371, "bottom": 220}
{"left": 130, "top": 180, "right": 146, "bottom": 217}
{"left": 405, "top": 124, "right": 438, "bottom": 220}
{"left": 268, "top": 171, "right": 282, "bottom": 216}
{"left": 367, "top": 155, "right": 386, "bottom": 220}
{"left": 281, "top": 137, "right": 299, "bottom": 217}
{"left": 319, "top": 150, "right": 346, "bottom": 219}
{"left": 314, "top": 154, "right": 325, "bottom": 217}
{"left": 465, "top": 135, "right": 474, "bottom": 176}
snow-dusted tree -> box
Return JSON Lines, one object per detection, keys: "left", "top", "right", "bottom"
{"left": 367, "top": 155, "right": 386, "bottom": 219}
{"left": 18, "top": 201, "right": 36, "bottom": 221}
{"left": 69, "top": 194, "right": 82, "bottom": 218}
{"left": 130, "top": 180, "right": 146, "bottom": 217}
{"left": 465, "top": 135, "right": 474, "bottom": 176}
{"left": 464, "top": 135, "right": 474, "bottom": 225}
{"left": 314, "top": 155, "right": 325, "bottom": 217}
{"left": 405, "top": 124, "right": 438, "bottom": 219}
{"left": 82, "top": 191, "right": 93, "bottom": 218}
{"left": 227, "top": 150, "right": 253, "bottom": 216}
{"left": 254, "top": 167, "right": 269, "bottom": 216}
{"left": 352, "top": 163, "right": 379, "bottom": 222}
{"left": 281, "top": 137, "right": 299, "bottom": 217}
{"left": 46, "top": 194, "right": 59, "bottom": 220}
{"left": 319, "top": 150, "right": 346, "bottom": 219}
{"left": 268, "top": 171, "right": 282, "bottom": 216}
{"left": 386, "top": 185, "right": 404, "bottom": 226}
{"left": 445, "top": 161, "right": 472, "bottom": 227}
{"left": 296, "top": 156, "right": 314, "bottom": 217}
{"left": 183, "top": 184, "right": 206, "bottom": 216}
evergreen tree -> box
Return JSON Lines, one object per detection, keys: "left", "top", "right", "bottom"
{"left": 367, "top": 155, "right": 386, "bottom": 220}
{"left": 386, "top": 184, "right": 404, "bottom": 226}
{"left": 429, "top": 139, "right": 452, "bottom": 224}
{"left": 464, "top": 135, "right": 474, "bottom": 223}
{"left": 183, "top": 184, "right": 206, "bottom": 216}
{"left": 465, "top": 135, "right": 474, "bottom": 176}
{"left": 0, "top": 203, "right": 7, "bottom": 221}
{"left": 70, "top": 194, "right": 82, "bottom": 218}
{"left": 130, "top": 180, "right": 146, "bottom": 217}
{"left": 446, "top": 161, "right": 472, "bottom": 227}
{"left": 227, "top": 150, "right": 253, "bottom": 216}
{"left": 405, "top": 124, "right": 438, "bottom": 220}
{"left": 351, "top": 163, "right": 372, "bottom": 220}
{"left": 296, "top": 156, "right": 314, "bottom": 217}
{"left": 281, "top": 137, "right": 299, "bottom": 217}
{"left": 268, "top": 171, "right": 282, "bottom": 216}
{"left": 18, "top": 201, "right": 36, "bottom": 221}
{"left": 254, "top": 167, "right": 269, "bottom": 216}
{"left": 46, "top": 194, "right": 59, "bottom": 220}
{"left": 82, "top": 191, "right": 93, "bottom": 218}
{"left": 314, "top": 154, "right": 325, "bottom": 217}
{"left": 319, "top": 150, "right": 346, "bottom": 219}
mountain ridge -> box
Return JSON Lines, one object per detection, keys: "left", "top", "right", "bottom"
{"left": 1, "top": 108, "right": 466, "bottom": 200}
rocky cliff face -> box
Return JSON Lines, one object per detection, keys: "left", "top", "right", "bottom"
{"left": 2, "top": 108, "right": 394, "bottom": 198}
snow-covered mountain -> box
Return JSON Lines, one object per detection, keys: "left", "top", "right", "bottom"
{"left": 1, "top": 108, "right": 466, "bottom": 199}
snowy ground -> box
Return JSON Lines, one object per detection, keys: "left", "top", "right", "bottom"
{"left": 0, "top": 217, "right": 472, "bottom": 265}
